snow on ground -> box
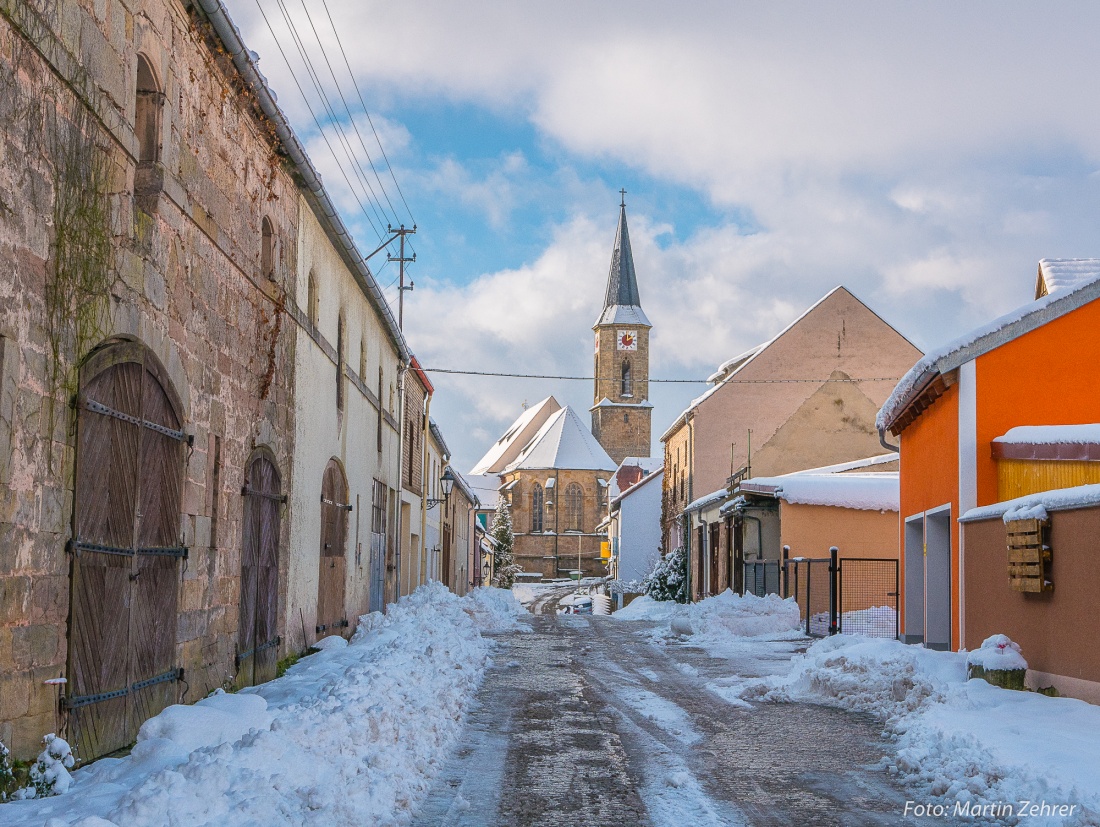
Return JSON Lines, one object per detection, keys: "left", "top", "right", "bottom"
{"left": 0, "top": 583, "right": 527, "bottom": 827}
{"left": 615, "top": 590, "right": 802, "bottom": 644}
{"left": 746, "top": 635, "right": 1100, "bottom": 824}
{"left": 807, "top": 605, "right": 898, "bottom": 637}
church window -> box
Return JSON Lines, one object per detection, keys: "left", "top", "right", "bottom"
{"left": 621, "top": 359, "right": 633, "bottom": 397}
{"left": 307, "top": 270, "right": 319, "bottom": 327}
{"left": 531, "top": 484, "right": 544, "bottom": 532}
{"left": 564, "top": 483, "right": 583, "bottom": 532}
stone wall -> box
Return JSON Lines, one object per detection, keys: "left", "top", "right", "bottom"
{"left": 0, "top": 0, "right": 300, "bottom": 758}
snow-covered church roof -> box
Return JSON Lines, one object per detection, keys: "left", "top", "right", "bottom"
{"left": 504, "top": 406, "right": 617, "bottom": 472}
{"left": 469, "top": 397, "right": 562, "bottom": 475}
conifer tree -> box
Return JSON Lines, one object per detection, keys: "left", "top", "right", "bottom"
{"left": 642, "top": 546, "right": 689, "bottom": 603}
{"left": 490, "top": 500, "right": 521, "bottom": 589}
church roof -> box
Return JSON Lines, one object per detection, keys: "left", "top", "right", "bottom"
{"left": 469, "top": 396, "right": 562, "bottom": 475}
{"left": 595, "top": 203, "right": 651, "bottom": 328}
{"left": 504, "top": 406, "right": 618, "bottom": 472}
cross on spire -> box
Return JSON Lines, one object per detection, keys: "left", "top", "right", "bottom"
{"left": 619, "top": 188, "right": 627, "bottom": 207}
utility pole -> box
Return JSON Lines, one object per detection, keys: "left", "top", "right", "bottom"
{"left": 388, "top": 224, "right": 416, "bottom": 329}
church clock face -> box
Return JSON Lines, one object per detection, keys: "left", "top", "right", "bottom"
{"left": 616, "top": 330, "right": 638, "bottom": 351}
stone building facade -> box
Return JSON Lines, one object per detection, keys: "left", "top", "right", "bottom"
{"left": 0, "top": 0, "right": 413, "bottom": 761}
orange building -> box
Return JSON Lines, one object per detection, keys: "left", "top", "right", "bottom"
{"left": 878, "top": 259, "right": 1100, "bottom": 652}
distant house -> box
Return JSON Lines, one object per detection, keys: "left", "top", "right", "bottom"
{"left": 606, "top": 468, "right": 664, "bottom": 587}
{"left": 662, "top": 286, "right": 921, "bottom": 601}
{"left": 878, "top": 260, "right": 1100, "bottom": 654}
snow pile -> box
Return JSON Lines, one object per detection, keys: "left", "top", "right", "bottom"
{"left": 616, "top": 591, "right": 802, "bottom": 642}
{"left": 966, "top": 634, "right": 1028, "bottom": 672}
{"left": 612, "top": 595, "right": 683, "bottom": 622}
{"left": 808, "top": 605, "right": 897, "bottom": 637}
{"left": 0, "top": 582, "right": 521, "bottom": 827}
{"left": 13, "top": 735, "right": 76, "bottom": 800}
{"left": 461, "top": 586, "right": 531, "bottom": 632}
{"left": 750, "top": 636, "right": 1100, "bottom": 823}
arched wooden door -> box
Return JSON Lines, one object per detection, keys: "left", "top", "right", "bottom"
{"left": 316, "top": 460, "right": 349, "bottom": 636}
{"left": 237, "top": 453, "right": 282, "bottom": 687}
{"left": 68, "top": 341, "right": 185, "bottom": 761}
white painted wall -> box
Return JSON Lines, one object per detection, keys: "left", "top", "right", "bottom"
{"left": 286, "top": 197, "right": 403, "bottom": 650}
{"left": 614, "top": 471, "right": 664, "bottom": 583}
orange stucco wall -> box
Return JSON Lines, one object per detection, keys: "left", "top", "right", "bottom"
{"left": 974, "top": 298, "right": 1100, "bottom": 506}
{"left": 898, "top": 383, "right": 960, "bottom": 646}
{"left": 780, "top": 502, "right": 899, "bottom": 560}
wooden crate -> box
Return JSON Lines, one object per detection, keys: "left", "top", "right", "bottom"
{"left": 1005, "top": 518, "right": 1052, "bottom": 593}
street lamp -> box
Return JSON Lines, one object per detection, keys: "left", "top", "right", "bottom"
{"left": 426, "top": 466, "right": 456, "bottom": 509}
{"left": 482, "top": 557, "right": 492, "bottom": 586}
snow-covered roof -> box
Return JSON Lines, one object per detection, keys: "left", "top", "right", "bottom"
{"left": 611, "top": 468, "right": 664, "bottom": 506}
{"left": 1037, "top": 258, "right": 1100, "bottom": 299}
{"left": 786, "top": 453, "right": 899, "bottom": 475}
{"left": 621, "top": 456, "right": 664, "bottom": 473}
{"left": 470, "top": 397, "right": 562, "bottom": 475}
{"left": 447, "top": 468, "right": 479, "bottom": 508}
{"left": 504, "top": 406, "right": 617, "bottom": 472}
{"left": 684, "top": 486, "right": 729, "bottom": 513}
{"left": 960, "top": 483, "right": 1100, "bottom": 524}
{"left": 740, "top": 472, "right": 899, "bottom": 512}
{"left": 878, "top": 265, "right": 1100, "bottom": 434}
{"left": 428, "top": 418, "right": 451, "bottom": 459}
{"left": 994, "top": 425, "right": 1100, "bottom": 445}
{"left": 465, "top": 473, "right": 502, "bottom": 509}
{"left": 595, "top": 304, "right": 652, "bottom": 327}
{"left": 662, "top": 286, "right": 867, "bottom": 442}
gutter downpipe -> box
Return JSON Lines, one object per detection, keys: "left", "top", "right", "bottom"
{"left": 419, "top": 391, "right": 431, "bottom": 585}
{"left": 684, "top": 413, "right": 695, "bottom": 602}
{"left": 195, "top": 0, "right": 410, "bottom": 366}
{"left": 879, "top": 427, "right": 900, "bottom": 453}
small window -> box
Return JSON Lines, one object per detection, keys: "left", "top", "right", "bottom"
{"left": 531, "top": 484, "right": 544, "bottom": 533}
{"left": 336, "top": 313, "right": 345, "bottom": 415}
{"left": 359, "top": 339, "right": 367, "bottom": 379}
{"left": 621, "top": 359, "right": 632, "bottom": 397}
{"left": 135, "top": 54, "right": 162, "bottom": 163}
{"left": 307, "top": 271, "right": 319, "bottom": 327}
{"left": 564, "top": 483, "right": 583, "bottom": 532}
{"left": 376, "top": 367, "right": 384, "bottom": 453}
{"left": 261, "top": 217, "right": 276, "bottom": 279}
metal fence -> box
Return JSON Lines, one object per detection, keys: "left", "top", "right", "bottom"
{"left": 837, "top": 557, "right": 899, "bottom": 639}
{"left": 737, "top": 548, "right": 900, "bottom": 640}
{"left": 743, "top": 559, "right": 782, "bottom": 597}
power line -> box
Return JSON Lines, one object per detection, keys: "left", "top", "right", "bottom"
{"left": 255, "top": 1, "right": 387, "bottom": 242}
{"left": 272, "top": 0, "right": 393, "bottom": 236}
{"left": 420, "top": 369, "right": 905, "bottom": 384}
{"left": 320, "top": 0, "right": 417, "bottom": 226}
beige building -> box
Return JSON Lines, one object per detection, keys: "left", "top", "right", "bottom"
{"left": 662, "top": 286, "right": 922, "bottom": 568}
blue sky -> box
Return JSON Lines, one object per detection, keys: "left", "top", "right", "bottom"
{"left": 231, "top": 1, "right": 1100, "bottom": 473}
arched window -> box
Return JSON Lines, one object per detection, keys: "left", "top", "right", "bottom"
{"left": 336, "top": 312, "right": 345, "bottom": 416}
{"left": 531, "top": 484, "right": 544, "bottom": 533}
{"left": 621, "top": 359, "right": 633, "bottom": 397}
{"left": 564, "top": 483, "right": 583, "bottom": 532}
{"left": 307, "top": 270, "right": 319, "bottom": 326}
{"left": 261, "top": 217, "right": 276, "bottom": 279}
{"left": 135, "top": 54, "right": 163, "bottom": 163}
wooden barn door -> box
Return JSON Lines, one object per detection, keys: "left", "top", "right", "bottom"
{"left": 316, "top": 460, "right": 349, "bottom": 636}
{"left": 68, "top": 342, "right": 185, "bottom": 761}
{"left": 237, "top": 454, "right": 282, "bottom": 687}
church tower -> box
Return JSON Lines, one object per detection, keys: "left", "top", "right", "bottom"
{"left": 591, "top": 196, "right": 652, "bottom": 465}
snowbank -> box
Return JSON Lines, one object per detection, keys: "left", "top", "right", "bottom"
{"left": 615, "top": 591, "right": 802, "bottom": 643}
{"left": 750, "top": 636, "right": 1100, "bottom": 823}
{"left": 461, "top": 586, "right": 531, "bottom": 632}
{"left": 0, "top": 583, "right": 528, "bottom": 827}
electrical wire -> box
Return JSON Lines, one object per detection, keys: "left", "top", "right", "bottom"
{"left": 420, "top": 369, "right": 905, "bottom": 384}
{"left": 320, "top": 0, "right": 417, "bottom": 226}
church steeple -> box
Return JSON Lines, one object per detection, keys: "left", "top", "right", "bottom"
{"left": 591, "top": 195, "right": 653, "bottom": 464}
{"left": 595, "top": 198, "right": 651, "bottom": 328}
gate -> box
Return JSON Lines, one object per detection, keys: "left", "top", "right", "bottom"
{"left": 742, "top": 559, "right": 781, "bottom": 597}
{"left": 317, "top": 460, "right": 349, "bottom": 635}
{"left": 783, "top": 556, "right": 833, "bottom": 637}
{"left": 237, "top": 453, "right": 282, "bottom": 687}
{"left": 837, "top": 557, "right": 899, "bottom": 639}
{"left": 68, "top": 342, "right": 185, "bottom": 761}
